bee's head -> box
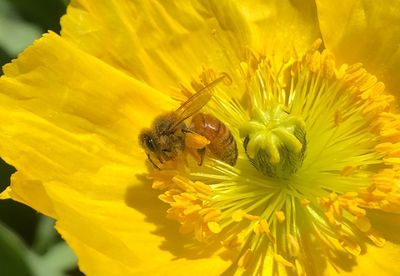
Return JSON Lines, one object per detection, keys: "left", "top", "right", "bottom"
{"left": 139, "top": 128, "right": 184, "bottom": 168}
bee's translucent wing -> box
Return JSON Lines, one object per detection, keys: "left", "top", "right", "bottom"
{"left": 170, "top": 74, "right": 229, "bottom": 131}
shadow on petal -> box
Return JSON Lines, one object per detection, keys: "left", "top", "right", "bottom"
{"left": 368, "top": 210, "right": 400, "bottom": 244}
{"left": 125, "top": 170, "right": 225, "bottom": 261}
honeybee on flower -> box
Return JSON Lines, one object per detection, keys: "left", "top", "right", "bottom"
{"left": 1, "top": 1, "right": 400, "bottom": 275}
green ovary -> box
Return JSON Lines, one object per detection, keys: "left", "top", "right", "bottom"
{"left": 240, "top": 105, "right": 307, "bottom": 178}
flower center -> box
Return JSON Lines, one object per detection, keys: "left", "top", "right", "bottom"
{"left": 146, "top": 40, "right": 400, "bottom": 274}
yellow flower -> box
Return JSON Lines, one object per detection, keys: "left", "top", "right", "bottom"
{"left": 1, "top": 0, "right": 400, "bottom": 275}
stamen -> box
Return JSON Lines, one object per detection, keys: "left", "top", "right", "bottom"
{"left": 274, "top": 254, "right": 293, "bottom": 267}
{"left": 144, "top": 39, "right": 400, "bottom": 275}
{"left": 238, "top": 249, "right": 254, "bottom": 269}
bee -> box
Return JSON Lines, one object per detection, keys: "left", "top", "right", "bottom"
{"left": 139, "top": 74, "right": 237, "bottom": 169}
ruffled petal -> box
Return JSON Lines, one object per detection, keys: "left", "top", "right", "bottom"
{"left": 2, "top": 173, "right": 56, "bottom": 217}
{"left": 61, "top": 0, "right": 251, "bottom": 89}
{"left": 0, "top": 31, "right": 162, "bottom": 213}
{"left": 0, "top": 31, "right": 173, "bottom": 171}
{"left": 239, "top": 0, "right": 322, "bottom": 55}
{"left": 61, "top": 0, "right": 322, "bottom": 92}
{"left": 316, "top": 0, "right": 400, "bottom": 95}
{"left": 56, "top": 226, "right": 138, "bottom": 276}
{"left": 0, "top": 30, "right": 232, "bottom": 274}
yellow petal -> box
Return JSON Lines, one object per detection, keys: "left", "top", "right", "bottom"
{"left": 56, "top": 225, "right": 139, "bottom": 275}
{"left": 50, "top": 176, "right": 229, "bottom": 274}
{"left": 62, "top": 0, "right": 322, "bottom": 93}
{"left": 61, "top": 0, "right": 251, "bottom": 90}
{"left": 0, "top": 187, "right": 11, "bottom": 199}
{"left": 239, "top": 0, "right": 322, "bottom": 56}
{"left": 0, "top": 31, "right": 173, "bottom": 180}
{"left": 0, "top": 32, "right": 157, "bottom": 213}
{"left": 62, "top": 221, "right": 229, "bottom": 276}
{"left": 367, "top": 210, "right": 400, "bottom": 245}
{"left": 316, "top": 0, "right": 400, "bottom": 95}
{"left": 325, "top": 242, "right": 400, "bottom": 275}
{"left": 3, "top": 173, "right": 56, "bottom": 217}
{"left": 0, "top": 31, "right": 230, "bottom": 273}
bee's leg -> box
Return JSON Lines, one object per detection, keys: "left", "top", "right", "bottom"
{"left": 148, "top": 154, "right": 161, "bottom": 170}
{"left": 196, "top": 148, "right": 206, "bottom": 166}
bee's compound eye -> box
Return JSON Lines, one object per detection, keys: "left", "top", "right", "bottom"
{"left": 140, "top": 132, "right": 156, "bottom": 152}
{"left": 145, "top": 137, "right": 156, "bottom": 151}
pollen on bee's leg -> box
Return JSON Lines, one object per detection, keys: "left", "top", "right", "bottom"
{"left": 185, "top": 132, "right": 210, "bottom": 149}
{"left": 184, "top": 132, "right": 209, "bottom": 165}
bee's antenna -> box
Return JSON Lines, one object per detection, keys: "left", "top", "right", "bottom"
{"left": 147, "top": 154, "right": 161, "bottom": 170}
